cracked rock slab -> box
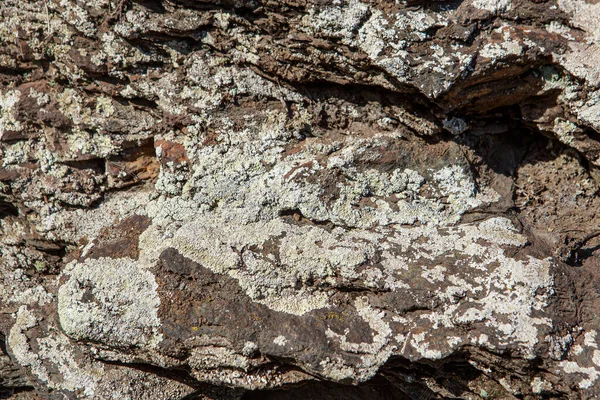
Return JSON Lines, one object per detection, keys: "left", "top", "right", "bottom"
{"left": 2, "top": 0, "right": 600, "bottom": 399}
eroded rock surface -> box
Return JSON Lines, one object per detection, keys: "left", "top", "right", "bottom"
{"left": 2, "top": 0, "right": 600, "bottom": 398}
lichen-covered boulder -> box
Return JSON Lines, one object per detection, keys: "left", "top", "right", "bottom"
{"left": 2, "top": 0, "right": 600, "bottom": 399}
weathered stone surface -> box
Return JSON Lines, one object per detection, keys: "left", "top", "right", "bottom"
{"left": 1, "top": 0, "right": 600, "bottom": 398}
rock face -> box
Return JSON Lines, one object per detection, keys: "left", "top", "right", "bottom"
{"left": 1, "top": 0, "right": 600, "bottom": 398}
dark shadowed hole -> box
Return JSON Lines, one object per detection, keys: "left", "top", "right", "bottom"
{"left": 0, "top": 197, "right": 18, "bottom": 219}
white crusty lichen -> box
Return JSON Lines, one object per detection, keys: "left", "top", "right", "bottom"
{"left": 558, "top": 330, "right": 600, "bottom": 389}
{"left": 189, "top": 346, "right": 252, "bottom": 371}
{"left": 51, "top": 76, "right": 559, "bottom": 386}
{"left": 145, "top": 118, "right": 500, "bottom": 315}
{"left": 58, "top": 257, "right": 163, "bottom": 349}
{"left": 557, "top": 0, "right": 600, "bottom": 42}
{"left": 58, "top": 111, "right": 549, "bottom": 352}
{"left": 479, "top": 26, "right": 523, "bottom": 61}
{"left": 8, "top": 307, "right": 49, "bottom": 384}
{"left": 0, "top": 89, "right": 22, "bottom": 140}
{"left": 577, "top": 94, "right": 600, "bottom": 133}
{"left": 472, "top": 0, "right": 512, "bottom": 13}
{"left": 273, "top": 336, "right": 288, "bottom": 347}
{"left": 324, "top": 296, "right": 395, "bottom": 380}
{"left": 299, "top": 0, "right": 464, "bottom": 94}
{"left": 39, "top": 189, "right": 150, "bottom": 243}
{"left": 553, "top": 118, "right": 578, "bottom": 145}
{"left": 8, "top": 306, "right": 104, "bottom": 397}
{"left": 114, "top": 126, "right": 551, "bottom": 381}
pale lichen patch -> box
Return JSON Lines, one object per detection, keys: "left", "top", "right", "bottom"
{"left": 8, "top": 307, "right": 49, "bottom": 384}
{"left": 8, "top": 307, "right": 104, "bottom": 396}
{"left": 561, "top": 361, "right": 600, "bottom": 389}
{"left": 472, "top": 0, "right": 512, "bottom": 14}
{"left": 0, "top": 90, "right": 22, "bottom": 139}
{"left": 58, "top": 257, "right": 163, "bottom": 349}
{"left": 557, "top": 330, "right": 600, "bottom": 389}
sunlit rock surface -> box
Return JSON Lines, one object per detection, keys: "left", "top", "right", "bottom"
{"left": 2, "top": 0, "right": 600, "bottom": 398}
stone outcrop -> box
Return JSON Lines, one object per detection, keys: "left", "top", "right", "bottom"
{"left": 1, "top": 0, "right": 600, "bottom": 398}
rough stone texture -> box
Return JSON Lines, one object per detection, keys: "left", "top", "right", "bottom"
{"left": 1, "top": 0, "right": 600, "bottom": 399}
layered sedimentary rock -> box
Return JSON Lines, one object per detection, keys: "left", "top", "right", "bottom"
{"left": 1, "top": 0, "right": 600, "bottom": 398}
